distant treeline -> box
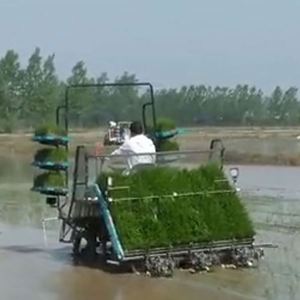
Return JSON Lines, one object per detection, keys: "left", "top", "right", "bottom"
{"left": 0, "top": 48, "right": 299, "bottom": 132}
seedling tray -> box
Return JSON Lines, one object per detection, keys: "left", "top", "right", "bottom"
{"left": 32, "top": 135, "right": 69, "bottom": 146}
{"left": 32, "top": 161, "right": 68, "bottom": 171}
{"left": 31, "top": 186, "right": 68, "bottom": 196}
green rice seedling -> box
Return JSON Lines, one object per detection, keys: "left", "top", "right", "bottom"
{"left": 34, "top": 148, "right": 68, "bottom": 163}
{"left": 97, "top": 164, "right": 254, "bottom": 251}
{"left": 156, "top": 140, "right": 179, "bottom": 152}
{"left": 34, "top": 171, "right": 66, "bottom": 188}
{"left": 156, "top": 118, "right": 176, "bottom": 131}
{"left": 147, "top": 118, "right": 176, "bottom": 136}
{"left": 34, "top": 124, "right": 67, "bottom": 137}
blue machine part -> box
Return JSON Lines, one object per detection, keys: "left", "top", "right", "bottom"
{"left": 31, "top": 186, "right": 68, "bottom": 196}
{"left": 93, "top": 184, "right": 125, "bottom": 261}
{"left": 32, "top": 161, "right": 68, "bottom": 171}
{"left": 177, "top": 128, "right": 189, "bottom": 134}
{"left": 155, "top": 129, "right": 178, "bottom": 139}
{"left": 32, "top": 135, "right": 69, "bottom": 146}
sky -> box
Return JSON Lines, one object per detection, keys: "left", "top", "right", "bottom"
{"left": 0, "top": 0, "right": 300, "bottom": 91}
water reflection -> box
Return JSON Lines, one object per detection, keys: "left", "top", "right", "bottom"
{"left": 0, "top": 182, "right": 57, "bottom": 228}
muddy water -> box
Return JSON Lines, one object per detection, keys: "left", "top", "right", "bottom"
{"left": 225, "top": 137, "right": 300, "bottom": 156}
{"left": 1, "top": 159, "right": 300, "bottom": 299}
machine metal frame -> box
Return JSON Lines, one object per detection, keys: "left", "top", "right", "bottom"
{"left": 43, "top": 83, "right": 270, "bottom": 276}
{"left": 56, "top": 82, "right": 157, "bottom": 137}
{"left": 54, "top": 82, "right": 158, "bottom": 244}
{"left": 55, "top": 145, "right": 268, "bottom": 276}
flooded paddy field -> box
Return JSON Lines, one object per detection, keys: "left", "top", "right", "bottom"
{"left": 2, "top": 126, "right": 300, "bottom": 166}
{"left": 1, "top": 128, "right": 300, "bottom": 299}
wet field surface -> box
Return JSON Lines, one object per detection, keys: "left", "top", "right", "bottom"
{"left": 1, "top": 164, "right": 300, "bottom": 300}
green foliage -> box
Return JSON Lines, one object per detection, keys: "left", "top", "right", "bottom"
{"left": 0, "top": 50, "right": 23, "bottom": 131}
{"left": 22, "top": 48, "right": 60, "bottom": 125}
{"left": 34, "top": 124, "right": 66, "bottom": 136}
{"left": 156, "top": 118, "right": 176, "bottom": 131}
{"left": 97, "top": 165, "right": 254, "bottom": 251}
{"left": 1, "top": 48, "right": 300, "bottom": 131}
{"left": 156, "top": 140, "right": 179, "bottom": 152}
{"left": 34, "top": 171, "right": 65, "bottom": 188}
{"left": 34, "top": 148, "right": 67, "bottom": 163}
{"left": 154, "top": 118, "right": 179, "bottom": 151}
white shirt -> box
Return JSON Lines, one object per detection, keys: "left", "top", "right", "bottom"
{"left": 111, "top": 134, "right": 156, "bottom": 169}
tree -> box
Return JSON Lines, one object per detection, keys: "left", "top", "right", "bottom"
{"left": 0, "top": 50, "right": 23, "bottom": 131}
{"left": 267, "top": 86, "right": 283, "bottom": 123}
{"left": 112, "top": 72, "right": 140, "bottom": 121}
{"left": 21, "top": 48, "right": 60, "bottom": 126}
{"left": 281, "top": 87, "right": 298, "bottom": 124}
{"left": 39, "top": 54, "right": 61, "bottom": 120}
{"left": 1, "top": 48, "right": 300, "bottom": 130}
{"left": 21, "top": 47, "right": 43, "bottom": 124}
{"left": 67, "top": 61, "right": 94, "bottom": 126}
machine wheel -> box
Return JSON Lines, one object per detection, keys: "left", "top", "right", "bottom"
{"left": 72, "top": 232, "right": 84, "bottom": 256}
{"left": 72, "top": 230, "right": 97, "bottom": 261}
{"left": 103, "top": 134, "right": 110, "bottom": 146}
{"left": 145, "top": 255, "right": 175, "bottom": 277}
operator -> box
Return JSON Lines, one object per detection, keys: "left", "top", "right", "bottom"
{"left": 109, "top": 120, "right": 117, "bottom": 128}
{"left": 111, "top": 121, "right": 156, "bottom": 171}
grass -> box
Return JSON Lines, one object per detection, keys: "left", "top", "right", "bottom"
{"left": 34, "top": 124, "right": 67, "bottom": 137}
{"left": 97, "top": 164, "right": 254, "bottom": 251}
{"left": 33, "top": 171, "right": 66, "bottom": 188}
{"left": 34, "top": 148, "right": 68, "bottom": 163}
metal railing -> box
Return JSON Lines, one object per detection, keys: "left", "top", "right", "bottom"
{"left": 87, "top": 147, "right": 224, "bottom": 182}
